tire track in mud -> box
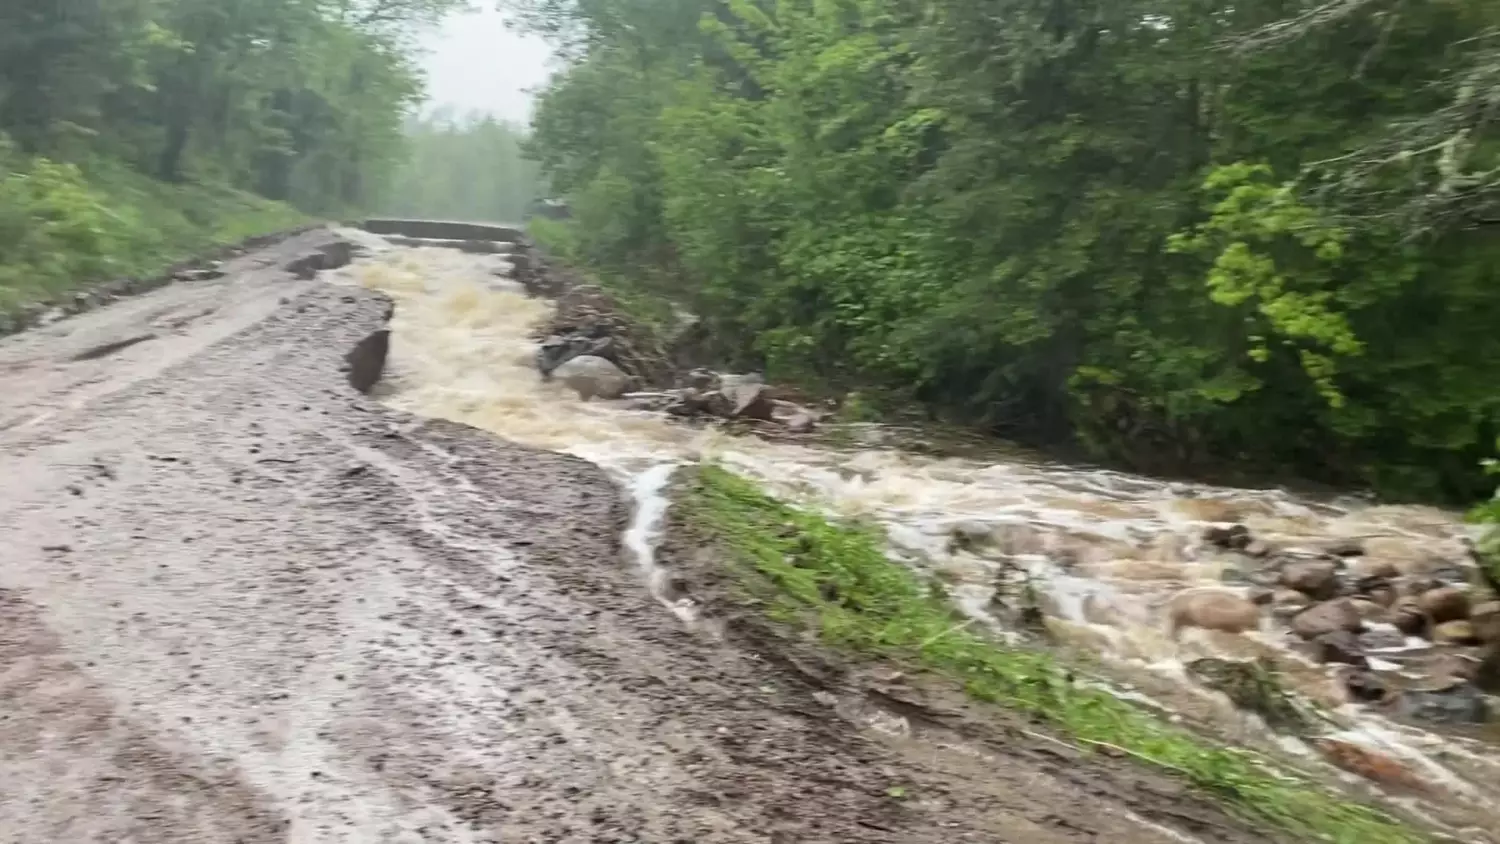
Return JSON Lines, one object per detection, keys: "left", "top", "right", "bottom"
{"left": 0, "top": 230, "right": 1272, "bottom": 843}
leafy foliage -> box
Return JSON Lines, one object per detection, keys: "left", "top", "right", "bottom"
{"left": 0, "top": 0, "right": 464, "bottom": 313}
{"left": 516, "top": 0, "right": 1500, "bottom": 502}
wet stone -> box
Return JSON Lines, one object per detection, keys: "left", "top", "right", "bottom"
{"left": 1394, "top": 682, "right": 1490, "bottom": 726}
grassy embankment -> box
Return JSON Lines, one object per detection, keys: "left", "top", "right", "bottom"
{"left": 0, "top": 152, "right": 308, "bottom": 319}
{"left": 679, "top": 463, "right": 1423, "bottom": 844}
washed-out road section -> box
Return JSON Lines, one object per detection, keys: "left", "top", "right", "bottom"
{"left": 0, "top": 228, "right": 1268, "bottom": 843}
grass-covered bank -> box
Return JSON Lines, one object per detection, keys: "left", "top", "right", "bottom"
{"left": 0, "top": 150, "right": 308, "bottom": 319}
{"left": 677, "top": 464, "right": 1423, "bottom": 844}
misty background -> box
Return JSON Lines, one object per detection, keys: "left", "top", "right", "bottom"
{"left": 383, "top": 5, "right": 553, "bottom": 223}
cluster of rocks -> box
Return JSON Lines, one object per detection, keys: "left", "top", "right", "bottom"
{"left": 533, "top": 285, "right": 671, "bottom": 391}
{"left": 627, "top": 370, "right": 821, "bottom": 433}
{"left": 1193, "top": 524, "right": 1499, "bottom": 725}
{"left": 525, "top": 275, "right": 824, "bottom": 434}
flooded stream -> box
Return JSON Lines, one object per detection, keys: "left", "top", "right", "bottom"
{"left": 335, "top": 232, "right": 1498, "bottom": 841}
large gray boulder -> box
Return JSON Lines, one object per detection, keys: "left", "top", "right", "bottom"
{"left": 553, "top": 355, "right": 631, "bottom": 401}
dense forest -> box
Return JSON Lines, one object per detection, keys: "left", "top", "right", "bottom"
{"left": 514, "top": 0, "right": 1500, "bottom": 504}
{"left": 0, "top": 0, "right": 465, "bottom": 314}
{"left": 381, "top": 109, "right": 543, "bottom": 222}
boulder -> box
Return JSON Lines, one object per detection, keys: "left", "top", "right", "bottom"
{"left": 665, "top": 388, "right": 711, "bottom": 417}
{"left": 684, "top": 368, "right": 719, "bottom": 391}
{"left": 1280, "top": 559, "right": 1341, "bottom": 600}
{"left": 725, "top": 381, "right": 775, "bottom": 421}
{"left": 1358, "top": 579, "right": 1397, "bottom": 608}
{"left": 1350, "top": 557, "right": 1399, "bottom": 580}
{"left": 1394, "top": 682, "right": 1489, "bottom": 726}
{"left": 1417, "top": 586, "right": 1471, "bottom": 625}
{"left": 1203, "top": 524, "right": 1252, "bottom": 551}
{"left": 1312, "top": 738, "right": 1431, "bottom": 794}
{"left": 1165, "top": 587, "right": 1263, "bottom": 637}
{"left": 1301, "top": 630, "right": 1368, "bottom": 667}
{"left": 1470, "top": 601, "right": 1500, "bottom": 643}
{"left": 1433, "top": 620, "right": 1479, "bottom": 645}
{"left": 1389, "top": 603, "right": 1429, "bottom": 637}
{"left": 1242, "top": 539, "right": 1274, "bottom": 558}
{"left": 1291, "top": 599, "right": 1364, "bottom": 639}
{"left": 785, "top": 411, "right": 818, "bottom": 434}
{"left": 1359, "top": 625, "right": 1408, "bottom": 651}
{"left": 1270, "top": 588, "right": 1311, "bottom": 619}
{"left": 553, "top": 355, "right": 631, "bottom": 401}
{"left": 1340, "top": 671, "right": 1393, "bottom": 704}
{"left": 1476, "top": 645, "right": 1500, "bottom": 693}
{"left": 1348, "top": 599, "right": 1387, "bottom": 622}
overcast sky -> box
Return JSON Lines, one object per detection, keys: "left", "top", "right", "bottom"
{"left": 417, "top": 5, "right": 555, "bottom": 125}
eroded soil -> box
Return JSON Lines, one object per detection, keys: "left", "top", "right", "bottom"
{"left": 0, "top": 230, "right": 1276, "bottom": 842}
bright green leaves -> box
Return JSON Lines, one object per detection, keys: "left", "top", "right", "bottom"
{"left": 1170, "top": 162, "right": 1367, "bottom": 408}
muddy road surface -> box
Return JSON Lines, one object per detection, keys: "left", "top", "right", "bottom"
{"left": 0, "top": 230, "right": 1271, "bottom": 843}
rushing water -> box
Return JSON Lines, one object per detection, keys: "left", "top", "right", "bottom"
{"left": 333, "top": 232, "right": 1499, "bottom": 841}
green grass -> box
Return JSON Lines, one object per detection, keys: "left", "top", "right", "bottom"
{"left": 681, "top": 463, "right": 1426, "bottom": 844}
{"left": 0, "top": 150, "right": 309, "bottom": 316}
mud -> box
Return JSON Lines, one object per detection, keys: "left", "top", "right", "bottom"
{"left": 0, "top": 229, "right": 1291, "bottom": 841}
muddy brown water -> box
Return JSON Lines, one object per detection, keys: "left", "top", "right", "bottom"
{"left": 336, "top": 232, "right": 1498, "bottom": 840}
{"left": 0, "top": 227, "right": 1481, "bottom": 842}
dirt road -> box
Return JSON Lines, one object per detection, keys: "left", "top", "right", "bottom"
{"left": 0, "top": 230, "right": 1272, "bottom": 843}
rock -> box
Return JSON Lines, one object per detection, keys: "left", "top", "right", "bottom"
{"left": 1348, "top": 599, "right": 1387, "bottom": 622}
{"left": 785, "top": 411, "right": 817, "bottom": 434}
{"left": 703, "top": 390, "right": 736, "bottom": 418}
{"left": 1270, "top": 588, "right": 1311, "bottom": 619}
{"left": 553, "top": 355, "right": 631, "bottom": 401}
{"left": 1184, "top": 657, "right": 1311, "bottom": 731}
{"left": 1470, "top": 601, "right": 1500, "bottom": 643}
{"left": 684, "top": 368, "right": 719, "bottom": 391}
{"left": 665, "top": 388, "right": 710, "bottom": 417}
{"left": 1476, "top": 645, "right": 1500, "bottom": 693}
{"left": 619, "top": 392, "right": 676, "bottom": 412}
{"left": 1357, "top": 578, "right": 1397, "bottom": 608}
{"left": 1279, "top": 559, "right": 1341, "bottom": 600}
{"left": 1291, "top": 599, "right": 1363, "bottom": 639}
{"left": 725, "top": 382, "right": 775, "bottom": 421}
{"left": 1165, "top": 587, "right": 1263, "bottom": 637}
{"left": 1394, "top": 681, "right": 1489, "bottom": 726}
{"left": 1246, "top": 587, "right": 1275, "bottom": 606}
{"left": 536, "top": 334, "right": 613, "bottom": 379}
{"left": 1400, "top": 576, "right": 1443, "bottom": 599}
{"left": 1203, "top": 524, "right": 1252, "bottom": 551}
{"left": 1389, "top": 603, "right": 1429, "bottom": 637}
{"left": 1417, "top": 586, "right": 1471, "bottom": 625}
{"left": 1350, "top": 557, "right": 1399, "bottom": 580}
{"left": 1433, "top": 620, "right": 1479, "bottom": 645}
{"left": 1241, "top": 539, "right": 1273, "bottom": 558}
{"left": 1301, "top": 630, "right": 1368, "bottom": 667}
{"left": 1340, "top": 671, "right": 1393, "bottom": 704}
{"left": 1398, "top": 651, "right": 1479, "bottom": 683}
{"left": 1312, "top": 738, "right": 1431, "bottom": 794}
{"left": 1359, "top": 625, "right": 1408, "bottom": 651}
{"left": 344, "top": 329, "right": 390, "bottom": 393}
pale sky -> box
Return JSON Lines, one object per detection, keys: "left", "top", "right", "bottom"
{"left": 418, "top": 5, "right": 555, "bottom": 125}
